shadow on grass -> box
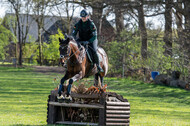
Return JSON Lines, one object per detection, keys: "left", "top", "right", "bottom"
{"left": 106, "top": 79, "right": 190, "bottom": 105}
{"left": 10, "top": 124, "right": 46, "bottom": 126}
{"left": 10, "top": 124, "right": 71, "bottom": 126}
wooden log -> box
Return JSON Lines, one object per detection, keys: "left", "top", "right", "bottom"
{"left": 106, "top": 92, "right": 128, "bottom": 102}
{"left": 99, "top": 93, "right": 106, "bottom": 126}
{"left": 106, "top": 102, "right": 130, "bottom": 106}
{"left": 106, "top": 118, "right": 130, "bottom": 122}
{"left": 71, "top": 92, "right": 100, "bottom": 99}
{"left": 106, "top": 114, "right": 130, "bottom": 118}
{"left": 47, "top": 92, "right": 57, "bottom": 124}
{"left": 106, "top": 106, "right": 130, "bottom": 110}
{"left": 56, "top": 121, "right": 98, "bottom": 126}
{"left": 106, "top": 110, "right": 130, "bottom": 114}
{"left": 49, "top": 102, "right": 104, "bottom": 109}
{"left": 106, "top": 122, "right": 130, "bottom": 126}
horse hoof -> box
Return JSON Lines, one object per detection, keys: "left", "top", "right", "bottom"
{"left": 57, "top": 95, "right": 65, "bottom": 103}
{"left": 57, "top": 95, "right": 72, "bottom": 103}
{"left": 65, "top": 95, "right": 72, "bottom": 101}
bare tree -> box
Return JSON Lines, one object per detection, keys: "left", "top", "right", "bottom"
{"left": 51, "top": 0, "right": 78, "bottom": 35}
{"left": 137, "top": 0, "right": 148, "bottom": 60}
{"left": 7, "top": 0, "right": 32, "bottom": 66}
{"left": 31, "top": 0, "right": 52, "bottom": 65}
{"left": 163, "top": 0, "right": 173, "bottom": 56}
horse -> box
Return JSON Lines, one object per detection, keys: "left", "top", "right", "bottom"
{"left": 58, "top": 36, "right": 108, "bottom": 98}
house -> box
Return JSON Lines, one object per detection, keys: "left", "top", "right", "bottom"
{"left": 5, "top": 13, "right": 115, "bottom": 43}
{"left": 4, "top": 13, "right": 115, "bottom": 60}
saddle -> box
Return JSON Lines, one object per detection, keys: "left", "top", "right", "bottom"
{"left": 78, "top": 44, "right": 94, "bottom": 64}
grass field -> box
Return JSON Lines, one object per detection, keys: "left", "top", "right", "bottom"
{"left": 0, "top": 66, "right": 190, "bottom": 126}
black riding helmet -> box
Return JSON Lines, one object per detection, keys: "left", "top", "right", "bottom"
{"left": 80, "top": 9, "right": 88, "bottom": 17}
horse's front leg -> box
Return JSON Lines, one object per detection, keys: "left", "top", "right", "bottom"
{"left": 58, "top": 72, "right": 69, "bottom": 96}
{"left": 67, "top": 71, "right": 83, "bottom": 96}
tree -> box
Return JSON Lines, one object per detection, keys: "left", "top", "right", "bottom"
{"left": 0, "top": 18, "right": 15, "bottom": 60}
{"left": 51, "top": 0, "right": 78, "bottom": 35}
{"left": 8, "top": 0, "right": 23, "bottom": 65}
{"left": 137, "top": 0, "right": 148, "bottom": 60}
{"left": 43, "top": 29, "right": 64, "bottom": 62}
{"left": 31, "top": 0, "right": 53, "bottom": 65}
{"left": 163, "top": 0, "right": 173, "bottom": 56}
{"left": 7, "top": 0, "right": 32, "bottom": 65}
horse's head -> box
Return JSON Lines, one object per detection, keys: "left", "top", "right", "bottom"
{"left": 59, "top": 36, "right": 72, "bottom": 66}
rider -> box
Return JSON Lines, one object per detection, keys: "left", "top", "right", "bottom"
{"left": 72, "top": 9, "right": 104, "bottom": 73}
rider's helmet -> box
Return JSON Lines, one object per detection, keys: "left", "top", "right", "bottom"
{"left": 80, "top": 9, "right": 89, "bottom": 17}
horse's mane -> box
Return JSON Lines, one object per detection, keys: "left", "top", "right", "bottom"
{"left": 67, "top": 36, "right": 76, "bottom": 45}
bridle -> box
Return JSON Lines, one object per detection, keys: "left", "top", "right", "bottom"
{"left": 59, "top": 45, "right": 70, "bottom": 59}
{"left": 59, "top": 42, "right": 83, "bottom": 67}
{"left": 59, "top": 44, "right": 71, "bottom": 67}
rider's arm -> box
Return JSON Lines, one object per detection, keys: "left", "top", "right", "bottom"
{"left": 88, "top": 22, "right": 97, "bottom": 43}
{"left": 72, "top": 23, "right": 78, "bottom": 40}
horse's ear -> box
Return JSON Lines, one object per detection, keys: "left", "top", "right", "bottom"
{"left": 59, "top": 38, "right": 64, "bottom": 45}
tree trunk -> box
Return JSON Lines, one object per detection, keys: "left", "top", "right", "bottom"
{"left": 66, "top": 0, "right": 71, "bottom": 34}
{"left": 16, "top": 12, "right": 22, "bottom": 66}
{"left": 175, "top": 0, "right": 183, "bottom": 43}
{"left": 137, "top": 0, "right": 148, "bottom": 60}
{"left": 115, "top": 8, "right": 124, "bottom": 40}
{"left": 163, "top": 0, "right": 173, "bottom": 56}
{"left": 183, "top": 0, "right": 190, "bottom": 76}
{"left": 183, "top": 1, "right": 190, "bottom": 59}
{"left": 91, "top": 3, "right": 103, "bottom": 37}
{"left": 38, "top": 24, "right": 43, "bottom": 66}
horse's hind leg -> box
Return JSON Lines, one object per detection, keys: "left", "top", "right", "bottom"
{"left": 94, "top": 73, "right": 99, "bottom": 87}
{"left": 100, "top": 76, "right": 104, "bottom": 87}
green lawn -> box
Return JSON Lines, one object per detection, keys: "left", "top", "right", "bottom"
{"left": 0, "top": 66, "right": 190, "bottom": 126}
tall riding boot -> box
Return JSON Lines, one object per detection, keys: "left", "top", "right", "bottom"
{"left": 94, "top": 52, "right": 104, "bottom": 73}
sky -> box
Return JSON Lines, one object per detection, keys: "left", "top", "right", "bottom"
{"left": 0, "top": 2, "right": 163, "bottom": 29}
{"left": 0, "top": 5, "right": 6, "bottom": 18}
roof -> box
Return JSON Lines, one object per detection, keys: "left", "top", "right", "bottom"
{"left": 5, "top": 13, "right": 62, "bottom": 42}
{"left": 5, "top": 13, "right": 115, "bottom": 43}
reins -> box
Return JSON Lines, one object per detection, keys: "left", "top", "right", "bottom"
{"left": 63, "top": 42, "right": 84, "bottom": 66}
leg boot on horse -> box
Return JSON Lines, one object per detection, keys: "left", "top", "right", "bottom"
{"left": 58, "top": 77, "right": 66, "bottom": 96}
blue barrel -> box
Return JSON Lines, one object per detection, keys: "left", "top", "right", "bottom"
{"left": 151, "top": 71, "right": 159, "bottom": 80}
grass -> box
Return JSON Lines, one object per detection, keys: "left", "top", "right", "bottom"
{"left": 0, "top": 66, "right": 190, "bottom": 126}
{"left": 0, "top": 66, "right": 56, "bottom": 125}
{"left": 106, "top": 78, "right": 190, "bottom": 126}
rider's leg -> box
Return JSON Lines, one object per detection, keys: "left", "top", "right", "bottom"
{"left": 89, "top": 40, "right": 104, "bottom": 72}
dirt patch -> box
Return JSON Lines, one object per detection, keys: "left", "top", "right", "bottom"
{"left": 0, "top": 64, "right": 66, "bottom": 74}
{"left": 32, "top": 66, "right": 65, "bottom": 74}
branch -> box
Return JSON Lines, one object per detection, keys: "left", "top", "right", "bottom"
{"left": 144, "top": 12, "right": 164, "bottom": 17}
{"left": 172, "top": 2, "right": 185, "bottom": 15}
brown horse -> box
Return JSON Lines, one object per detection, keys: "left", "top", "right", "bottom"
{"left": 58, "top": 36, "right": 108, "bottom": 97}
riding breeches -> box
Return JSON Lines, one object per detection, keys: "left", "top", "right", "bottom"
{"left": 76, "top": 39, "right": 99, "bottom": 65}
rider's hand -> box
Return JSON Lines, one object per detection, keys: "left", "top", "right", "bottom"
{"left": 82, "top": 41, "right": 89, "bottom": 45}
